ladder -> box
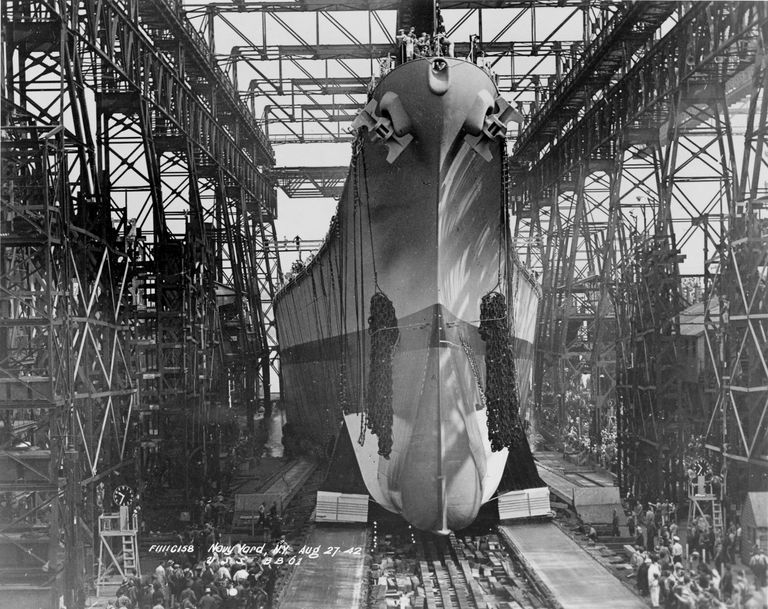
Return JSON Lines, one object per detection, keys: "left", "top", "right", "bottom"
{"left": 122, "top": 534, "right": 139, "bottom": 575}
{"left": 96, "top": 510, "right": 141, "bottom": 596}
{"left": 712, "top": 500, "right": 723, "bottom": 532}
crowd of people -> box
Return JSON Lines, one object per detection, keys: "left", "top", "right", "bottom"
{"left": 626, "top": 498, "right": 680, "bottom": 554}
{"left": 110, "top": 498, "right": 289, "bottom": 609}
{"left": 393, "top": 2, "right": 491, "bottom": 65}
{"left": 630, "top": 545, "right": 767, "bottom": 608}
{"left": 109, "top": 551, "right": 279, "bottom": 609}
{"left": 395, "top": 26, "right": 455, "bottom": 63}
{"left": 625, "top": 498, "right": 768, "bottom": 608}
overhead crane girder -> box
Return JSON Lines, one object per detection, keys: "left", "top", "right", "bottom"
{"left": 195, "top": 1, "right": 620, "bottom": 146}
{"left": 185, "top": 1, "right": 593, "bottom": 13}
{"left": 226, "top": 40, "right": 584, "bottom": 61}
{"left": 272, "top": 165, "right": 348, "bottom": 199}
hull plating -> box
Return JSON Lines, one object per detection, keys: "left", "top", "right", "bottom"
{"left": 274, "top": 58, "right": 540, "bottom": 532}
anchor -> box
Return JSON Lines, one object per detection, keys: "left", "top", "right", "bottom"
{"left": 463, "top": 92, "right": 523, "bottom": 162}
{"left": 352, "top": 92, "right": 413, "bottom": 164}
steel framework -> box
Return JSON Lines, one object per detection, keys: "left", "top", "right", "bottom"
{"left": 187, "top": 0, "right": 623, "bottom": 201}
{"left": 3, "top": 1, "right": 768, "bottom": 605}
{"left": 1, "top": 0, "right": 279, "bottom": 605}
{"left": 192, "top": 1, "right": 616, "bottom": 143}
{"left": 272, "top": 165, "right": 347, "bottom": 198}
{"left": 512, "top": 1, "right": 768, "bottom": 507}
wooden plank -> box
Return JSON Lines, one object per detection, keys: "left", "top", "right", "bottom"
{"left": 419, "top": 561, "right": 438, "bottom": 609}
{"left": 444, "top": 557, "right": 474, "bottom": 609}
{"left": 433, "top": 561, "right": 455, "bottom": 609}
{"left": 279, "top": 525, "right": 367, "bottom": 609}
{"left": 458, "top": 558, "right": 487, "bottom": 609}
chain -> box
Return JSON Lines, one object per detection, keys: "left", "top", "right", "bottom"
{"left": 338, "top": 360, "right": 350, "bottom": 416}
{"left": 479, "top": 291, "right": 523, "bottom": 451}
{"left": 329, "top": 231, "right": 352, "bottom": 417}
{"left": 459, "top": 334, "right": 486, "bottom": 407}
{"left": 364, "top": 291, "right": 399, "bottom": 458}
{"left": 352, "top": 135, "right": 363, "bottom": 210}
{"left": 500, "top": 138, "right": 509, "bottom": 287}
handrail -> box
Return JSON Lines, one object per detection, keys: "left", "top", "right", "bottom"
{"left": 150, "top": 0, "right": 275, "bottom": 164}
{"left": 513, "top": 1, "right": 677, "bottom": 160}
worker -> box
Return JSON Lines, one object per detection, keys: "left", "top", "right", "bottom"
{"left": 672, "top": 535, "right": 684, "bottom": 564}
{"left": 257, "top": 501, "right": 266, "bottom": 528}
{"left": 396, "top": 29, "right": 406, "bottom": 64}
{"left": 415, "top": 32, "right": 430, "bottom": 58}
{"left": 404, "top": 27, "right": 416, "bottom": 61}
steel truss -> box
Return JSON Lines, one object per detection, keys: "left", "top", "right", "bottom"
{"left": 272, "top": 165, "right": 348, "bottom": 199}
{"left": 513, "top": 1, "right": 768, "bottom": 505}
{"left": 1, "top": 0, "right": 280, "bottom": 605}
{"left": 185, "top": 0, "right": 621, "bottom": 149}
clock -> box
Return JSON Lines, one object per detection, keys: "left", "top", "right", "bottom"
{"left": 113, "top": 484, "right": 135, "bottom": 507}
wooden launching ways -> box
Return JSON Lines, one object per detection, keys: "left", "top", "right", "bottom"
{"left": 499, "top": 523, "right": 645, "bottom": 609}
{"left": 534, "top": 451, "right": 617, "bottom": 501}
{"left": 419, "top": 541, "right": 480, "bottom": 609}
{"left": 419, "top": 534, "right": 545, "bottom": 609}
{"left": 232, "top": 458, "right": 317, "bottom": 533}
{"left": 283, "top": 523, "right": 550, "bottom": 609}
{"left": 534, "top": 451, "right": 624, "bottom": 530}
{"left": 278, "top": 524, "right": 368, "bottom": 609}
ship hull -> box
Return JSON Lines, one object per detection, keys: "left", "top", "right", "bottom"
{"left": 275, "top": 58, "right": 540, "bottom": 532}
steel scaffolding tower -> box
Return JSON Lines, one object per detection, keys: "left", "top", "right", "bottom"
{"left": 3, "top": 0, "right": 767, "bottom": 605}
{"left": 512, "top": 2, "right": 768, "bottom": 508}
{"left": 1, "top": 0, "right": 279, "bottom": 605}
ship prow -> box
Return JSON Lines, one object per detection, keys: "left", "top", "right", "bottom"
{"left": 275, "top": 57, "right": 541, "bottom": 532}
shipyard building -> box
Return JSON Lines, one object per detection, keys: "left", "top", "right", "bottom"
{"left": 1, "top": 1, "right": 767, "bottom": 608}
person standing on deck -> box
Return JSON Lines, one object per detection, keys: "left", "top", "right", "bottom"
{"left": 396, "top": 29, "right": 406, "bottom": 64}
{"left": 404, "top": 27, "right": 416, "bottom": 61}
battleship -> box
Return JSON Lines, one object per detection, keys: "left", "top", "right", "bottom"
{"left": 274, "top": 54, "right": 542, "bottom": 533}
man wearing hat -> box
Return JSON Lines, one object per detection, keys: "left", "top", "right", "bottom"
{"left": 672, "top": 535, "right": 684, "bottom": 564}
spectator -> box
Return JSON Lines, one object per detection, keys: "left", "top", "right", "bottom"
{"left": 198, "top": 588, "right": 217, "bottom": 609}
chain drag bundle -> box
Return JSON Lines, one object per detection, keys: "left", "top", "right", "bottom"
{"left": 479, "top": 291, "right": 523, "bottom": 451}
{"left": 365, "top": 291, "right": 399, "bottom": 457}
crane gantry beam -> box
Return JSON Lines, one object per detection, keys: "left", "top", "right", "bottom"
{"left": 191, "top": 1, "right": 623, "bottom": 145}
{"left": 185, "top": 1, "right": 591, "bottom": 14}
